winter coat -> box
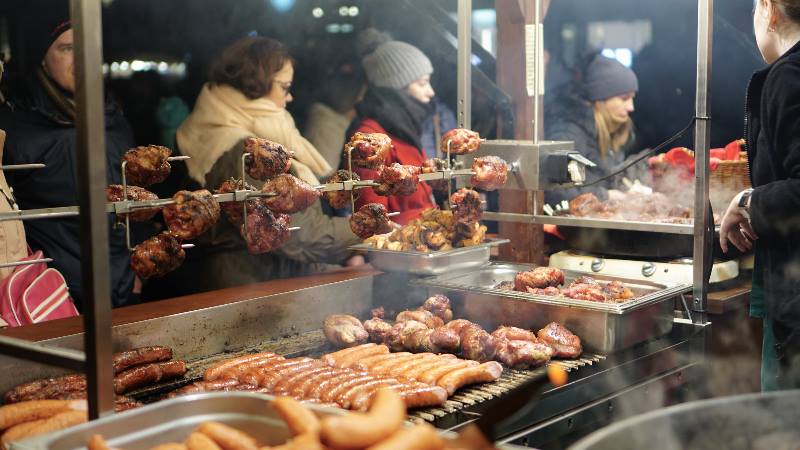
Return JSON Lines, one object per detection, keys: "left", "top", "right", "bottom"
{"left": 303, "top": 102, "right": 351, "bottom": 169}
{"left": 744, "top": 40, "right": 800, "bottom": 365}
{"left": 0, "top": 75, "right": 137, "bottom": 309}
{"left": 0, "top": 130, "right": 27, "bottom": 281}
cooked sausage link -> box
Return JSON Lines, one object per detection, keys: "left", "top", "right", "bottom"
{"left": 3, "top": 374, "right": 86, "bottom": 404}
{"left": 112, "top": 346, "right": 173, "bottom": 374}
{"left": 113, "top": 360, "right": 187, "bottom": 394}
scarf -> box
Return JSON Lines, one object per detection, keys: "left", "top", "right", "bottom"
{"left": 177, "top": 83, "right": 332, "bottom": 185}
{"left": 353, "top": 86, "right": 431, "bottom": 150}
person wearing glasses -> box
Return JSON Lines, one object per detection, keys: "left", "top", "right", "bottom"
{"left": 175, "top": 36, "right": 362, "bottom": 293}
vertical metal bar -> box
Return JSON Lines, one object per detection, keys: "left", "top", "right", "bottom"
{"left": 457, "top": 0, "right": 472, "bottom": 129}
{"left": 533, "top": 0, "right": 542, "bottom": 144}
{"left": 692, "top": 0, "right": 713, "bottom": 323}
{"left": 71, "top": 0, "right": 115, "bottom": 418}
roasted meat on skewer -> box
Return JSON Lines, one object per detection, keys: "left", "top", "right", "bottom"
{"left": 162, "top": 189, "right": 221, "bottom": 240}
{"left": 374, "top": 163, "right": 421, "bottom": 196}
{"left": 421, "top": 157, "right": 450, "bottom": 192}
{"left": 440, "top": 128, "right": 481, "bottom": 155}
{"left": 344, "top": 132, "right": 392, "bottom": 169}
{"left": 537, "top": 322, "right": 582, "bottom": 358}
{"left": 106, "top": 184, "right": 160, "bottom": 222}
{"left": 323, "top": 314, "right": 369, "bottom": 348}
{"left": 216, "top": 178, "right": 259, "bottom": 226}
{"left": 514, "top": 267, "right": 566, "bottom": 291}
{"left": 450, "top": 188, "right": 482, "bottom": 223}
{"left": 241, "top": 202, "right": 292, "bottom": 254}
{"left": 123, "top": 145, "right": 171, "bottom": 187}
{"left": 350, "top": 203, "right": 393, "bottom": 239}
{"left": 262, "top": 174, "right": 321, "bottom": 214}
{"left": 324, "top": 170, "right": 361, "bottom": 209}
{"left": 243, "top": 137, "right": 293, "bottom": 181}
{"left": 420, "top": 295, "right": 453, "bottom": 323}
{"left": 130, "top": 232, "right": 186, "bottom": 279}
{"left": 471, "top": 156, "right": 509, "bottom": 191}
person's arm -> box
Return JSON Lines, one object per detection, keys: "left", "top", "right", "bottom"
{"left": 749, "top": 63, "right": 800, "bottom": 240}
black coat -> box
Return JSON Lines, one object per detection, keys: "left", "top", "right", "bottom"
{"left": 544, "top": 90, "right": 637, "bottom": 205}
{"left": 745, "top": 40, "right": 800, "bottom": 361}
{"left": 0, "top": 76, "right": 137, "bottom": 309}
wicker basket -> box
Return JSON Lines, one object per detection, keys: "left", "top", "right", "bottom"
{"left": 710, "top": 152, "right": 751, "bottom": 213}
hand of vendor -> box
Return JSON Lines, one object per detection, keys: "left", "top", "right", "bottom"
{"left": 719, "top": 189, "right": 757, "bottom": 253}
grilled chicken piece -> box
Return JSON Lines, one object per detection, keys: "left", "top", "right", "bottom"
{"left": 363, "top": 316, "right": 393, "bottom": 344}
{"left": 106, "top": 185, "right": 159, "bottom": 222}
{"left": 345, "top": 132, "right": 392, "bottom": 169}
{"left": 471, "top": 156, "right": 508, "bottom": 191}
{"left": 262, "top": 174, "right": 321, "bottom": 214}
{"left": 420, "top": 295, "right": 453, "bottom": 323}
{"left": 514, "top": 267, "right": 566, "bottom": 291}
{"left": 602, "top": 281, "right": 635, "bottom": 302}
{"left": 374, "top": 163, "right": 421, "bottom": 196}
{"left": 384, "top": 320, "right": 460, "bottom": 353}
{"left": 421, "top": 157, "right": 449, "bottom": 192}
{"left": 162, "top": 189, "right": 220, "bottom": 240}
{"left": 455, "top": 221, "right": 487, "bottom": 247}
{"left": 385, "top": 320, "right": 430, "bottom": 352}
{"left": 216, "top": 178, "right": 259, "bottom": 226}
{"left": 451, "top": 188, "right": 482, "bottom": 224}
{"left": 396, "top": 310, "right": 444, "bottom": 329}
{"left": 440, "top": 128, "right": 481, "bottom": 155}
{"left": 569, "top": 192, "right": 604, "bottom": 217}
{"left": 526, "top": 286, "right": 562, "bottom": 296}
{"left": 130, "top": 232, "right": 185, "bottom": 279}
{"left": 491, "top": 326, "right": 538, "bottom": 343}
{"left": 495, "top": 339, "right": 554, "bottom": 369}
{"left": 562, "top": 282, "right": 607, "bottom": 302}
{"left": 324, "top": 170, "right": 361, "bottom": 209}
{"left": 460, "top": 324, "right": 499, "bottom": 363}
{"left": 324, "top": 315, "right": 369, "bottom": 348}
{"left": 241, "top": 202, "right": 291, "bottom": 254}
{"left": 123, "top": 145, "right": 171, "bottom": 187}
{"left": 537, "top": 322, "right": 582, "bottom": 358}
{"left": 350, "top": 203, "right": 393, "bottom": 239}
{"left": 243, "top": 137, "right": 293, "bottom": 181}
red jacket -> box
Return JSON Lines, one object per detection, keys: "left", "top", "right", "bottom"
{"left": 351, "top": 118, "right": 435, "bottom": 225}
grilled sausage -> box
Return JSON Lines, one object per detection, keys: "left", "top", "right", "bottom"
{"left": 0, "top": 410, "right": 87, "bottom": 446}
{"left": 320, "top": 389, "right": 405, "bottom": 450}
{"left": 217, "top": 354, "right": 284, "bottom": 381}
{"left": 349, "top": 353, "right": 398, "bottom": 372}
{"left": 272, "top": 396, "right": 321, "bottom": 437}
{"left": 400, "top": 357, "right": 464, "bottom": 382}
{"left": 416, "top": 360, "right": 477, "bottom": 385}
{"left": 397, "top": 384, "right": 448, "bottom": 409}
{"left": 186, "top": 431, "right": 223, "bottom": 450}
{"left": 367, "top": 353, "right": 415, "bottom": 374}
{"left": 87, "top": 434, "right": 111, "bottom": 450}
{"left": 383, "top": 354, "right": 440, "bottom": 377}
{"left": 6, "top": 377, "right": 88, "bottom": 403}
{"left": 0, "top": 399, "right": 82, "bottom": 430}
{"left": 365, "top": 422, "right": 444, "bottom": 450}
{"left": 150, "top": 443, "right": 188, "bottom": 450}
{"left": 271, "top": 366, "right": 332, "bottom": 396}
{"left": 289, "top": 369, "right": 347, "bottom": 399}
{"left": 255, "top": 359, "right": 317, "bottom": 390}
{"left": 113, "top": 360, "right": 187, "bottom": 394}
{"left": 196, "top": 422, "right": 258, "bottom": 450}
{"left": 112, "top": 346, "right": 173, "bottom": 374}
{"left": 3, "top": 374, "right": 86, "bottom": 404}
{"left": 320, "top": 344, "right": 376, "bottom": 367}
{"left": 308, "top": 372, "right": 365, "bottom": 400}
{"left": 238, "top": 358, "right": 302, "bottom": 386}
{"left": 337, "top": 378, "right": 401, "bottom": 410}
{"left": 203, "top": 352, "right": 281, "bottom": 381}
{"left": 336, "top": 345, "right": 390, "bottom": 369}
{"left": 320, "top": 375, "right": 375, "bottom": 405}
{"left": 436, "top": 361, "right": 503, "bottom": 396}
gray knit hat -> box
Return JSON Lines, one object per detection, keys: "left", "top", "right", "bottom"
{"left": 584, "top": 55, "right": 638, "bottom": 101}
{"left": 358, "top": 28, "right": 433, "bottom": 90}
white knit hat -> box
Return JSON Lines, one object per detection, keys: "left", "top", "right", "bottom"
{"left": 359, "top": 29, "right": 433, "bottom": 89}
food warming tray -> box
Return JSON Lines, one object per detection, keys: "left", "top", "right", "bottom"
{"left": 15, "top": 392, "right": 526, "bottom": 450}
{"left": 350, "top": 238, "right": 510, "bottom": 276}
{"left": 416, "top": 262, "right": 691, "bottom": 353}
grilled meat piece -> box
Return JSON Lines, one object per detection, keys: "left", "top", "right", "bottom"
{"left": 514, "top": 267, "right": 566, "bottom": 291}
{"left": 494, "top": 281, "right": 516, "bottom": 291}
{"left": 440, "top": 128, "right": 481, "bottom": 155}
{"left": 324, "top": 170, "right": 361, "bottom": 209}
{"left": 350, "top": 203, "right": 393, "bottom": 239}
{"left": 385, "top": 320, "right": 430, "bottom": 352}
{"left": 526, "top": 286, "right": 562, "bottom": 296}
{"left": 122, "top": 145, "right": 171, "bottom": 187}
{"left": 451, "top": 188, "right": 482, "bottom": 223}
{"left": 216, "top": 178, "right": 259, "bottom": 226}
{"left": 602, "top": 280, "right": 635, "bottom": 302}
{"left": 396, "top": 309, "right": 444, "bottom": 329}
{"left": 371, "top": 307, "right": 385, "bottom": 319}
{"left": 130, "top": 232, "right": 186, "bottom": 279}
{"left": 162, "top": 189, "right": 220, "bottom": 240}
{"left": 374, "top": 163, "right": 421, "bottom": 196}
{"left": 471, "top": 156, "right": 508, "bottom": 191}
{"left": 243, "top": 137, "right": 292, "bottom": 180}
{"left": 363, "top": 316, "right": 393, "bottom": 344}
{"left": 384, "top": 320, "right": 460, "bottom": 353}
{"left": 345, "top": 132, "right": 392, "bottom": 169}
{"left": 420, "top": 294, "right": 453, "bottom": 323}
{"left": 572, "top": 275, "right": 600, "bottom": 286}
{"left": 262, "top": 174, "right": 321, "bottom": 214}
{"left": 569, "top": 192, "right": 604, "bottom": 217}
{"left": 455, "top": 221, "right": 487, "bottom": 247}
{"left": 460, "top": 324, "right": 499, "bottom": 363}
{"left": 106, "top": 184, "right": 159, "bottom": 222}
{"left": 562, "top": 282, "right": 607, "bottom": 302}
{"left": 240, "top": 202, "right": 291, "bottom": 254}
{"left": 421, "top": 157, "right": 449, "bottom": 192}
{"left": 537, "top": 322, "right": 582, "bottom": 358}
{"left": 324, "top": 314, "right": 369, "bottom": 348}
{"left": 114, "top": 360, "right": 187, "bottom": 394}
{"left": 113, "top": 346, "right": 173, "bottom": 374}
{"left": 495, "top": 339, "right": 554, "bottom": 369}
{"left": 491, "top": 326, "right": 538, "bottom": 343}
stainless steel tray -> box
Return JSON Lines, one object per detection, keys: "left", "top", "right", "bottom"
{"left": 415, "top": 262, "right": 691, "bottom": 353}
{"left": 350, "top": 238, "right": 510, "bottom": 276}
{"left": 15, "top": 392, "right": 525, "bottom": 450}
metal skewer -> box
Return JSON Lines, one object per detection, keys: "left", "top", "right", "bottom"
{"left": 387, "top": 212, "right": 400, "bottom": 217}
{"left": 288, "top": 226, "right": 301, "bottom": 231}
{"left": 0, "top": 258, "right": 53, "bottom": 269}
{"left": 166, "top": 155, "right": 190, "bottom": 162}
{"left": 180, "top": 244, "right": 195, "bottom": 249}
{"left": 0, "top": 163, "right": 46, "bottom": 171}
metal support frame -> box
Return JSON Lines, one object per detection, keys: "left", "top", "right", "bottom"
{"left": 456, "top": 0, "right": 471, "bottom": 129}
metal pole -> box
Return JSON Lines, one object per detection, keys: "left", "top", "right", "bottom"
{"left": 692, "top": 0, "right": 713, "bottom": 323}
{"left": 533, "top": 0, "right": 542, "bottom": 144}
{"left": 71, "top": 0, "right": 115, "bottom": 418}
{"left": 457, "top": 0, "right": 472, "bottom": 129}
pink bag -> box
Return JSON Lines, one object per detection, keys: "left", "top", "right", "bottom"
{"left": 0, "top": 250, "right": 78, "bottom": 327}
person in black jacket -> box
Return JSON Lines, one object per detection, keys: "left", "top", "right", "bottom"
{"left": 544, "top": 54, "right": 643, "bottom": 205}
{"left": 720, "top": 0, "right": 800, "bottom": 388}
{"left": 0, "top": 8, "right": 138, "bottom": 309}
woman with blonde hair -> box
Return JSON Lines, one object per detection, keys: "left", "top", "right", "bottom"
{"left": 544, "top": 54, "right": 639, "bottom": 205}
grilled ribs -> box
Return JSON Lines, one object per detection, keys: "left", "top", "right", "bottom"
{"left": 440, "top": 128, "right": 481, "bottom": 155}
{"left": 323, "top": 314, "right": 369, "bottom": 348}
{"left": 130, "top": 232, "right": 185, "bottom": 279}
{"left": 450, "top": 188, "right": 482, "bottom": 224}
{"left": 123, "top": 145, "right": 171, "bottom": 187}
{"left": 350, "top": 203, "right": 393, "bottom": 239}
{"left": 241, "top": 202, "right": 292, "bottom": 254}
{"left": 162, "top": 189, "right": 221, "bottom": 240}
{"left": 374, "top": 163, "right": 421, "bottom": 196}
{"left": 106, "top": 184, "right": 159, "bottom": 222}
{"left": 471, "top": 156, "right": 508, "bottom": 191}
{"left": 262, "top": 174, "right": 321, "bottom": 214}
{"left": 514, "top": 267, "right": 566, "bottom": 291}
{"left": 243, "top": 137, "right": 293, "bottom": 181}
{"left": 324, "top": 169, "right": 361, "bottom": 209}
{"left": 344, "top": 132, "right": 392, "bottom": 169}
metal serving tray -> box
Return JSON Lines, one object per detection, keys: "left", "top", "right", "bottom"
{"left": 350, "top": 238, "right": 510, "bottom": 276}
{"left": 14, "top": 392, "right": 524, "bottom": 450}
{"left": 416, "top": 262, "right": 691, "bottom": 353}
